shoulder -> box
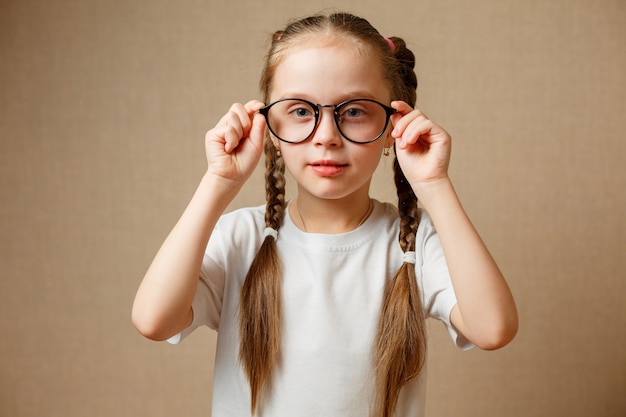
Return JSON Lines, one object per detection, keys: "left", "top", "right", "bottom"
{"left": 218, "top": 204, "right": 265, "bottom": 229}
{"left": 373, "top": 200, "right": 435, "bottom": 233}
{"left": 415, "top": 208, "right": 437, "bottom": 239}
{"left": 213, "top": 204, "right": 266, "bottom": 246}
{"left": 373, "top": 200, "right": 400, "bottom": 227}
{"left": 374, "top": 202, "right": 439, "bottom": 255}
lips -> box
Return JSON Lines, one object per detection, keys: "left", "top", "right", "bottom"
{"left": 309, "top": 160, "right": 348, "bottom": 177}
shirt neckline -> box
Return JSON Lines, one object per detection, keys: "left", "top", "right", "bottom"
{"left": 280, "top": 199, "right": 384, "bottom": 251}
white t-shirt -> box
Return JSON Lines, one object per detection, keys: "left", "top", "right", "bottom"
{"left": 170, "top": 200, "right": 471, "bottom": 417}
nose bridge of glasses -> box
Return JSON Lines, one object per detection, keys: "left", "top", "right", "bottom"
{"left": 298, "top": 103, "right": 341, "bottom": 144}
{"left": 315, "top": 103, "right": 338, "bottom": 116}
{"left": 314, "top": 103, "right": 344, "bottom": 132}
{"left": 312, "top": 103, "right": 341, "bottom": 129}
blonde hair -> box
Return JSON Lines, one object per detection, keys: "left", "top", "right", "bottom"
{"left": 239, "top": 12, "right": 423, "bottom": 417}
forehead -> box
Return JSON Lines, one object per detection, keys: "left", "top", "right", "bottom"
{"left": 269, "top": 39, "right": 391, "bottom": 103}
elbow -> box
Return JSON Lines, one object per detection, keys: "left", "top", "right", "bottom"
{"left": 132, "top": 315, "right": 161, "bottom": 342}
{"left": 475, "top": 313, "right": 519, "bottom": 351}
{"left": 475, "top": 329, "right": 517, "bottom": 351}
{"left": 131, "top": 300, "right": 191, "bottom": 342}
{"left": 131, "top": 304, "right": 171, "bottom": 342}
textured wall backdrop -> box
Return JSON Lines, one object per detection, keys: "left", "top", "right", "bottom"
{"left": 1, "top": 1, "right": 624, "bottom": 416}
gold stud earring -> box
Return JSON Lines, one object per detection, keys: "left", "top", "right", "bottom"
{"left": 383, "top": 147, "right": 390, "bottom": 156}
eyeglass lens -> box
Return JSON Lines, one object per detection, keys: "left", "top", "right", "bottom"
{"left": 264, "top": 99, "right": 391, "bottom": 143}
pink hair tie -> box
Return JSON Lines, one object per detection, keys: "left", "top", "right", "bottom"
{"left": 385, "top": 37, "right": 396, "bottom": 52}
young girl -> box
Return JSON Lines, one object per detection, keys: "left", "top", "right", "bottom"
{"left": 132, "top": 12, "right": 518, "bottom": 417}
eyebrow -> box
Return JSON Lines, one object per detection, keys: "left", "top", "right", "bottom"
{"left": 274, "top": 91, "right": 382, "bottom": 103}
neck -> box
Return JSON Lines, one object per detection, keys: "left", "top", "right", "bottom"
{"left": 291, "top": 195, "right": 374, "bottom": 234}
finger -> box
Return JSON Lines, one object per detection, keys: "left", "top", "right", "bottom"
{"left": 248, "top": 112, "right": 267, "bottom": 151}
{"left": 227, "top": 103, "right": 251, "bottom": 135}
{"left": 391, "top": 106, "right": 428, "bottom": 136}
{"left": 206, "top": 124, "right": 242, "bottom": 154}
{"left": 390, "top": 100, "right": 413, "bottom": 115}
{"left": 223, "top": 103, "right": 258, "bottom": 153}
{"left": 205, "top": 125, "right": 232, "bottom": 151}
{"left": 224, "top": 110, "right": 245, "bottom": 140}
{"left": 229, "top": 100, "right": 266, "bottom": 141}
{"left": 400, "top": 117, "right": 435, "bottom": 148}
{"left": 244, "top": 99, "right": 266, "bottom": 114}
{"left": 223, "top": 124, "right": 244, "bottom": 153}
{"left": 241, "top": 100, "right": 266, "bottom": 139}
{"left": 216, "top": 105, "right": 237, "bottom": 127}
{"left": 390, "top": 101, "right": 414, "bottom": 129}
{"left": 210, "top": 101, "right": 266, "bottom": 154}
{"left": 392, "top": 110, "right": 430, "bottom": 143}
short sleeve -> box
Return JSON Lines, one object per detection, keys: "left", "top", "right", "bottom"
{"left": 167, "top": 229, "right": 226, "bottom": 345}
{"left": 417, "top": 211, "right": 473, "bottom": 351}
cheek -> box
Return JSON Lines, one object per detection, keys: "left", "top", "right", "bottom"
{"left": 278, "top": 147, "right": 303, "bottom": 171}
{"left": 355, "top": 145, "right": 385, "bottom": 169}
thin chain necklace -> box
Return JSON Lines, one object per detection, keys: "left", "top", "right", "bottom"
{"left": 295, "top": 198, "right": 374, "bottom": 232}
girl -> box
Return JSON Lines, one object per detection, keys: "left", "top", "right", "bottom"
{"left": 132, "top": 12, "right": 518, "bottom": 417}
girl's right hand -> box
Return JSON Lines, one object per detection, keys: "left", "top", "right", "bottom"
{"left": 204, "top": 100, "right": 267, "bottom": 185}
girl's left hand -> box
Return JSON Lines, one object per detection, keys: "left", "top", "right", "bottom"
{"left": 390, "top": 101, "right": 452, "bottom": 190}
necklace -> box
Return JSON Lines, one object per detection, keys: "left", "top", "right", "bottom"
{"left": 295, "top": 198, "right": 374, "bottom": 232}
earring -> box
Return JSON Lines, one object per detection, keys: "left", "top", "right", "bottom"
{"left": 276, "top": 148, "right": 281, "bottom": 157}
{"left": 383, "top": 147, "right": 390, "bottom": 156}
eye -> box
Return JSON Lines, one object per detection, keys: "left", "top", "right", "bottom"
{"left": 338, "top": 103, "right": 370, "bottom": 121}
{"left": 282, "top": 100, "right": 315, "bottom": 120}
{"left": 344, "top": 107, "right": 363, "bottom": 118}
{"left": 291, "top": 107, "right": 312, "bottom": 118}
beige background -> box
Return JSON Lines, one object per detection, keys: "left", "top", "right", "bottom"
{"left": 1, "top": 0, "right": 625, "bottom": 416}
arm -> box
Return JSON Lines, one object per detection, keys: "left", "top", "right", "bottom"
{"left": 390, "top": 101, "right": 518, "bottom": 350}
{"left": 131, "top": 100, "right": 266, "bottom": 341}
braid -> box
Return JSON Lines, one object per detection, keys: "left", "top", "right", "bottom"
{"left": 372, "top": 157, "right": 426, "bottom": 417}
{"left": 393, "top": 157, "right": 419, "bottom": 252}
{"left": 372, "top": 34, "right": 426, "bottom": 417}
{"left": 238, "top": 136, "right": 286, "bottom": 414}
{"left": 264, "top": 138, "right": 286, "bottom": 228}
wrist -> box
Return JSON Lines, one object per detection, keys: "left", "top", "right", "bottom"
{"left": 195, "top": 172, "right": 244, "bottom": 213}
{"left": 412, "top": 176, "right": 454, "bottom": 207}
{"left": 201, "top": 171, "right": 244, "bottom": 197}
{"left": 413, "top": 177, "right": 469, "bottom": 237}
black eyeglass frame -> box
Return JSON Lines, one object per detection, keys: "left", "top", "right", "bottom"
{"left": 259, "top": 98, "right": 397, "bottom": 144}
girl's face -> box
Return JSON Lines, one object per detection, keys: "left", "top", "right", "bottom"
{"left": 269, "top": 39, "right": 393, "bottom": 202}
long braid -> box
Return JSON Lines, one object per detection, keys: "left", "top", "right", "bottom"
{"left": 238, "top": 137, "right": 286, "bottom": 413}
{"left": 372, "top": 156, "right": 426, "bottom": 417}
{"left": 372, "top": 32, "right": 426, "bottom": 417}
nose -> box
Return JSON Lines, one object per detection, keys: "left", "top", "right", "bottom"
{"left": 312, "top": 105, "right": 342, "bottom": 147}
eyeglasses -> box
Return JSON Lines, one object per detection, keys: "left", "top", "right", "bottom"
{"left": 259, "top": 98, "right": 397, "bottom": 144}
